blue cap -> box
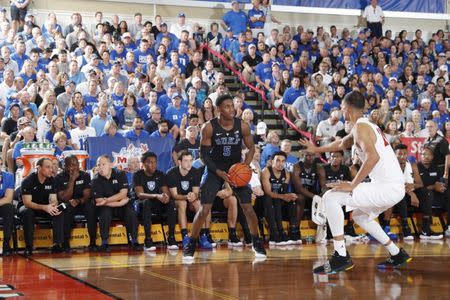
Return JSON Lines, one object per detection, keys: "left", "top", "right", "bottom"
{"left": 168, "top": 82, "right": 176, "bottom": 88}
{"left": 64, "top": 80, "right": 75, "bottom": 87}
{"left": 361, "top": 54, "right": 368, "bottom": 59}
{"left": 178, "top": 12, "right": 185, "bottom": 18}
{"left": 171, "top": 93, "right": 181, "bottom": 99}
{"left": 226, "top": 27, "right": 232, "bottom": 32}
{"left": 312, "top": 39, "right": 319, "bottom": 44}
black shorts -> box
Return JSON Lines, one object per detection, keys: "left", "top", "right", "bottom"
{"left": 10, "top": 4, "right": 27, "bottom": 21}
{"left": 200, "top": 171, "right": 251, "bottom": 204}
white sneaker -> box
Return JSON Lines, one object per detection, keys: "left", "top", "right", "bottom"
{"left": 420, "top": 231, "right": 444, "bottom": 240}
{"left": 403, "top": 235, "right": 414, "bottom": 241}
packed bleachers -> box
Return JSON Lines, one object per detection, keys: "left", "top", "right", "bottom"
{"left": 0, "top": 0, "right": 449, "bottom": 256}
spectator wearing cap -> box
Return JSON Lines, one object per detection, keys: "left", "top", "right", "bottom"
{"left": 103, "top": 61, "right": 128, "bottom": 90}
{"left": 221, "top": 0, "right": 248, "bottom": 37}
{"left": 156, "top": 22, "right": 179, "bottom": 48}
{"left": 222, "top": 27, "right": 236, "bottom": 59}
{"left": 242, "top": 43, "right": 262, "bottom": 84}
{"left": 122, "top": 32, "right": 137, "bottom": 53}
{"left": 419, "top": 98, "right": 433, "bottom": 128}
{"left": 164, "top": 93, "right": 187, "bottom": 128}
{"left": 361, "top": 0, "right": 384, "bottom": 38}
{"left": 170, "top": 12, "right": 193, "bottom": 40}
{"left": 57, "top": 81, "right": 75, "bottom": 115}
{"left": 10, "top": 0, "right": 31, "bottom": 33}
{"left": 355, "top": 53, "right": 375, "bottom": 77}
{"left": 128, "top": 13, "right": 143, "bottom": 38}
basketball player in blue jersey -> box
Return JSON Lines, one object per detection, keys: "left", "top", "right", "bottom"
{"left": 183, "top": 94, "right": 266, "bottom": 260}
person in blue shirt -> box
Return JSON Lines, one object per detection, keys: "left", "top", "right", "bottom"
{"left": 222, "top": 27, "right": 235, "bottom": 57}
{"left": 280, "top": 139, "right": 298, "bottom": 173}
{"left": 121, "top": 32, "right": 137, "bottom": 53}
{"left": 53, "top": 131, "right": 74, "bottom": 158}
{"left": 260, "top": 130, "right": 280, "bottom": 169}
{"left": 248, "top": 0, "right": 265, "bottom": 30}
{"left": 255, "top": 52, "right": 272, "bottom": 90}
{"left": 98, "top": 51, "right": 112, "bottom": 73}
{"left": 133, "top": 39, "right": 155, "bottom": 65}
{"left": 221, "top": 1, "right": 248, "bottom": 37}
{"left": 164, "top": 93, "right": 188, "bottom": 128}
{"left": 150, "top": 119, "right": 174, "bottom": 140}
{"left": 12, "top": 125, "right": 35, "bottom": 161}
{"left": 110, "top": 41, "right": 127, "bottom": 61}
{"left": 355, "top": 53, "right": 375, "bottom": 76}
{"left": 282, "top": 76, "right": 303, "bottom": 106}
{"left": 123, "top": 116, "right": 149, "bottom": 141}
{"left": 0, "top": 166, "right": 14, "bottom": 256}
{"left": 11, "top": 40, "right": 28, "bottom": 70}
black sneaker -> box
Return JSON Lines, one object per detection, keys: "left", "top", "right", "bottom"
{"left": 88, "top": 244, "right": 99, "bottom": 252}
{"left": 377, "top": 248, "right": 412, "bottom": 269}
{"left": 402, "top": 225, "right": 414, "bottom": 241}
{"left": 23, "top": 247, "right": 32, "bottom": 257}
{"left": 144, "top": 239, "right": 156, "bottom": 251}
{"left": 167, "top": 236, "right": 179, "bottom": 250}
{"left": 251, "top": 237, "right": 266, "bottom": 258}
{"left": 313, "top": 251, "right": 354, "bottom": 274}
{"left": 99, "top": 244, "right": 111, "bottom": 253}
{"left": 130, "top": 242, "right": 142, "bottom": 251}
{"left": 228, "top": 233, "right": 243, "bottom": 247}
{"left": 289, "top": 227, "right": 302, "bottom": 245}
{"left": 182, "top": 238, "right": 196, "bottom": 260}
{"left": 2, "top": 245, "right": 12, "bottom": 257}
{"left": 51, "top": 244, "right": 64, "bottom": 254}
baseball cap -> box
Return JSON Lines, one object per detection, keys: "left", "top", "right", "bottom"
{"left": 248, "top": 43, "right": 256, "bottom": 50}
{"left": 192, "top": 77, "right": 201, "bottom": 84}
{"left": 438, "top": 52, "right": 446, "bottom": 57}
{"left": 389, "top": 77, "right": 398, "bottom": 82}
{"left": 9, "top": 103, "right": 20, "bottom": 110}
{"left": 64, "top": 80, "right": 75, "bottom": 87}
{"left": 226, "top": 27, "right": 232, "bottom": 32}
{"left": 256, "top": 122, "right": 267, "bottom": 135}
{"left": 440, "top": 65, "right": 448, "bottom": 72}
{"left": 18, "top": 117, "right": 29, "bottom": 125}
{"left": 171, "top": 93, "right": 181, "bottom": 99}
{"left": 178, "top": 12, "right": 185, "bottom": 18}
{"left": 122, "top": 32, "right": 131, "bottom": 39}
{"left": 361, "top": 54, "right": 368, "bottom": 59}
{"left": 168, "top": 82, "right": 176, "bottom": 88}
{"left": 421, "top": 98, "right": 431, "bottom": 104}
{"left": 157, "top": 55, "right": 165, "bottom": 61}
{"left": 231, "top": 0, "right": 239, "bottom": 4}
{"left": 160, "top": 22, "right": 167, "bottom": 27}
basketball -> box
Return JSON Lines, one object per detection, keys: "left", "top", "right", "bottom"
{"left": 228, "top": 163, "right": 252, "bottom": 187}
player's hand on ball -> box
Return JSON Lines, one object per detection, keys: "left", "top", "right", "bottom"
{"left": 216, "top": 169, "right": 231, "bottom": 184}
{"left": 327, "top": 181, "right": 354, "bottom": 192}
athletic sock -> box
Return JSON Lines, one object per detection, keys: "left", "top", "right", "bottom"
{"left": 385, "top": 242, "right": 400, "bottom": 256}
{"left": 333, "top": 239, "right": 347, "bottom": 256}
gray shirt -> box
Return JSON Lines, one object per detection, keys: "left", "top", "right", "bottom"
{"left": 292, "top": 95, "right": 316, "bottom": 120}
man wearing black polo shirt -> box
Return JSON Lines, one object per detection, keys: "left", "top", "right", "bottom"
{"left": 92, "top": 155, "right": 140, "bottom": 252}
{"left": 133, "top": 151, "right": 178, "bottom": 251}
{"left": 20, "top": 157, "right": 64, "bottom": 256}
{"left": 424, "top": 120, "right": 450, "bottom": 179}
{"left": 55, "top": 156, "right": 97, "bottom": 252}
{"left": 0, "top": 170, "right": 15, "bottom": 256}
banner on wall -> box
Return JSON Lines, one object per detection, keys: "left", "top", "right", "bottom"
{"left": 199, "top": 0, "right": 446, "bottom": 13}
{"left": 400, "top": 137, "right": 450, "bottom": 161}
{"left": 86, "top": 136, "right": 175, "bottom": 172}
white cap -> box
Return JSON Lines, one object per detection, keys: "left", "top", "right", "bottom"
{"left": 256, "top": 122, "right": 267, "bottom": 135}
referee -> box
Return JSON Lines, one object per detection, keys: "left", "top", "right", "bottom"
{"left": 362, "top": 0, "right": 384, "bottom": 38}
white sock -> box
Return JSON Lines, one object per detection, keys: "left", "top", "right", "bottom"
{"left": 333, "top": 239, "right": 347, "bottom": 256}
{"left": 385, "top": 241, "right": 400, "bottom": 256}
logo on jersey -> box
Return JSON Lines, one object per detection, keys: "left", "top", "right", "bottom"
{"left": 147, "top": 181, "right": 156, "bottom": 191}
{"left": 181, "top": 181, "right": 189, "bottom": 191}
{"left": 44, "top": 185, "right": 52, "bottom": 190}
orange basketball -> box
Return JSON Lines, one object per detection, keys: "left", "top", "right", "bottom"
{"left": 228, "top": 163, "right": 252, "bottom": 187}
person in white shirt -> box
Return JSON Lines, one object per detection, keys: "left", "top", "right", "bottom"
{"left": 1, "top": 46, "right": 19, "bottom": 75}
{"left": 316, "top": 110, "right": 344, "bottom": 147}
{"left": 169, "top": 12, "right": 193, "bottom": 39}
{"left": 361, "top": 0, "right": 384, "bottom": 38}
{"left": 70, "top": 113, "right": 96, "bottom": 150}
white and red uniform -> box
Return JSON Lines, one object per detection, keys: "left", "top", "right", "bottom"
{"left": 324, "top": 118, "right": 405, "bottom": 219}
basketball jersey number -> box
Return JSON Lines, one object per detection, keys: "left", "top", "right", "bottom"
{"left": 376, "top": 127, "right": 389, "bottom": 147}
{"left": 223, "top": 145, "right": 231, "bottom": 157}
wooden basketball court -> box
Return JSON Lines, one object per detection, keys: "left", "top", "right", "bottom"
{"left": 2, "top": 240, "right": 450, "bottom": 299}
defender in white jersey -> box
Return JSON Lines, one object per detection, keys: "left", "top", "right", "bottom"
{"left": 300, "top": 91, "right": 412, "bottom": 274}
